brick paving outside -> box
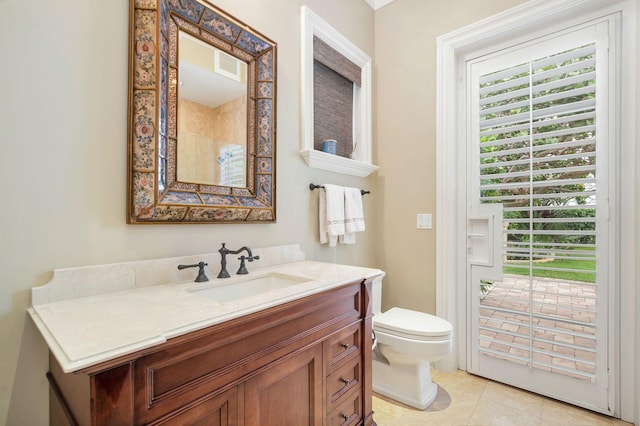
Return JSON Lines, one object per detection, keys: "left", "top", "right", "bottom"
{"left": 478, "top": 274, "right": 597, "bottom": 381}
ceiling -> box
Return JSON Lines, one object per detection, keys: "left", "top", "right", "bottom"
{"left": 363, "top": 0, "right": 396, "bottom": 10}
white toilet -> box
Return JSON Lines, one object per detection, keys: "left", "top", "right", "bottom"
{"left": 371, "top": 277, "right": 453, "bottom": 410}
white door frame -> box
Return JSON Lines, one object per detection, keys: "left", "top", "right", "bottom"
{"left": 435, "top": 0, "right": 637, "bottom": 421}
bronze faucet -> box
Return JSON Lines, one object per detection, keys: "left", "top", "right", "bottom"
{"left": 217, "top": 243, "right": 260, "bottom": 278}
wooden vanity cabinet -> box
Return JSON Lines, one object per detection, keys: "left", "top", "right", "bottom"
{"left": 48, "top": 279, "right": 376, "bottom": 426}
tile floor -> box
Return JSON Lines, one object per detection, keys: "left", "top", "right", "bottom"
{"left": 372, "top": 369, "right": 631, "bottom": 425}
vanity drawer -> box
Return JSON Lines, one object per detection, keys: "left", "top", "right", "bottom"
{"left": 326, "top": 322, "right": 361, "bottom": 372}
{"left": 326, "top": 389, "right": 362, "bottom": 426}
{"left": 326, "top": 356, "right": 361, "bottom": 410}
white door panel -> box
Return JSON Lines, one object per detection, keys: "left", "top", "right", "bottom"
{"left": 465, "top": 20, "right": 612, "bottom": 414}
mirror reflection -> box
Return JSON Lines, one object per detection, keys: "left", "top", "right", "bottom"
{"left": 177, "top": 31, "right": 248, "bottom": 187}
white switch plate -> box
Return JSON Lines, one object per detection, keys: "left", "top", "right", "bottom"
{"left": 417, "top": 213, "right": 432, "bottom": 229}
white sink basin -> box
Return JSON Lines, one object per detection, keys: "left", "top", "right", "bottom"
{"left": 189, "top": 273, "right": 312, "bottom": 303}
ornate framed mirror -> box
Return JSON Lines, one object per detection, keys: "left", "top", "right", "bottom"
{"left": 128, "top": 0, "right": 277, "bottom": 223}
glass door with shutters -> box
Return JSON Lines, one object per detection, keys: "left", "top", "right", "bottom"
{"left": 466, "top": 20, "right": 612, "bottom": 413}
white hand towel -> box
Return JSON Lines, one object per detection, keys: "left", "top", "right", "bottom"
{"left": 319, "top": 189, "right": 333, "bottom": 246}
{"left": 345, "top": 186, "right": 365, "bottom": 229}
{"left": 319, "top": 184, "right": 345, "bottom": 247}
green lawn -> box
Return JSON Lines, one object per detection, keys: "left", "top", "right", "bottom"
{"left": 503, "top": 258, "right": 595, "bottom": 283}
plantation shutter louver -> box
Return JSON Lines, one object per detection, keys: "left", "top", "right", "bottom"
{"left": 477, "top": 43, "right": 599, "bottom": 381}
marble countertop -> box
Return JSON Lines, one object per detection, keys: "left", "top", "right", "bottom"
{"left": 29, "top": 258, "right": 383, "bottom": 373}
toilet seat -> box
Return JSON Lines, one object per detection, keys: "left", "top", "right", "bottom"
{"left": 374, "top": 307, "right": 452, "bottom": 341}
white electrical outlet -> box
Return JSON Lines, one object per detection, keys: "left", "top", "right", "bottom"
{"left": 417, "top": 213, "right": 432, "bottom": 229}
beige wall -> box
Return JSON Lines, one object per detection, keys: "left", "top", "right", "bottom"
{"left": 0, "top": 0, "right": 373, "bottom": 423}
{"left": 372, "top": 0, "right": 527, "bottom": 314}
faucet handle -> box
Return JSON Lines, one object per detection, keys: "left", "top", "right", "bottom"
{"left": 178, "top": 261, "right": 209, "bottom": 282}
{"left": 237, "top": 256, "right": 249, "bottom": 274}
{"left": 237, "top": 255, "right": 259, "bottom": 274}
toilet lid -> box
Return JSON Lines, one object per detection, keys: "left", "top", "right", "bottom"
{"left": 374, "top": 307, "right": 452, "bottom": 338}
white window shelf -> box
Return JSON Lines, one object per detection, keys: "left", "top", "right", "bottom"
{"left": 299, "top": 149, "right": 379, "bottom": 177}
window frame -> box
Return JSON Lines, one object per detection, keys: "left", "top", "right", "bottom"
{"left": 299, "top": 5, "right": 378, "bottom": 177}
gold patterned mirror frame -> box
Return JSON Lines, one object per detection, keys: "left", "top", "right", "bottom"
{"left": 128, "top": 0, "right": 277, "bottom": 223}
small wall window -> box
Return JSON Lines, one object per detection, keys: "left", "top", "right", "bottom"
{"left": 300, "top": 6, "right": 378, "bottom": 177}
{"left": 313, "top": 36, "right": 361, "bottom": 158}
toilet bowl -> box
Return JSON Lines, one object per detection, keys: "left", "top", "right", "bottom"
{"left": 371, "top": 278, "right": 453, "bottom": 410}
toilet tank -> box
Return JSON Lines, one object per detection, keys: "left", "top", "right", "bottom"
{"left": 372, "top": 276, "right": 383, "bottom": 315}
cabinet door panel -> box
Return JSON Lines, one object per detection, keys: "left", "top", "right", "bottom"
{"left": 150, "top": 386, "right": 238, "bottom": 426}
{"left": 244, "top": 345, "right": 323, "bottom": 426}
